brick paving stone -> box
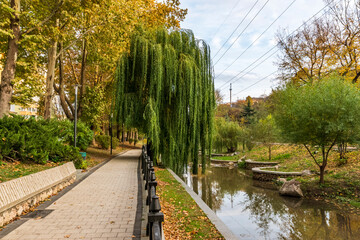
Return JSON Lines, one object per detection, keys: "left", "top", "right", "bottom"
{"left": 1, "top": 150, "right": 141, "bottom": 240}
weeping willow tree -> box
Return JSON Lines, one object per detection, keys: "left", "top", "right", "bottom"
{"left": 114, "top": 28, "right": 215, "bottom": 174}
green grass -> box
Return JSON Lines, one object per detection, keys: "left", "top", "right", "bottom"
{"left": 211, "top": 155, "right": 239, "bottom": 161}
{"left": 272, "top": 153, "right": 292, "bottom": 161}
{"left": 262, "top": 167, "right": 301, "bottom": 172}
{"left": 155, "top": 168, "right": 224, "bottom": 239}
{"left": 0, "top": 161, "right": 61, "bottom": 182}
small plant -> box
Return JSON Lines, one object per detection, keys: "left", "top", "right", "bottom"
{"left": 237, "top": 160, "right": 246, "bottom": 169}
{"left": 95, "top": 135, "right": 110, "bottom": 149}
{"left": 129, "top": 138, "right": 134, "bottom": 144}
{"left": 73, "top": 154, "right": 88, "bottom": 169}
{"left": 112, "top": 137, "right": 119, "bottom": 149}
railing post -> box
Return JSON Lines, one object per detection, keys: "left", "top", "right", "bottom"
{"left": 147, "top": 195, "right": 164, "bottom": 239}
{"left": 145, "top": 156, "right": 151, "bottom": 190}
{"left": 147, "top": 171, "right": 157, "bottom": 205}
{"left": 142, "top": 145, "right": 147, "bottom": 174}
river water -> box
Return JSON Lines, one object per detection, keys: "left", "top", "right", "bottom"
{"left": 182, "top": 166, "right": 360, "bottom": 240}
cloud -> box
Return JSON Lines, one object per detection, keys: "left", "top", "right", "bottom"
{"left": 180, "top": 0, "right": 326, "bottom": 100}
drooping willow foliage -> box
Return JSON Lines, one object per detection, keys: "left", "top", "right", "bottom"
{"left": 114, "top": 28, "right": 215, "bottom": 174}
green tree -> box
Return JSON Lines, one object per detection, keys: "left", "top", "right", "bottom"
{"left": 243, "top": 96, "right": 255, "bottom": 124}
{"left": 114, "top": 29, "right": 215, "bottom": 174}
{"left": 252, "top": 114, "right": 279, "bottom": 161}
{"left": 213, "top": 117, "right": 244, "bottom": 153}
{"left": 274, "top": 76, "right": 360, "bottom": 184}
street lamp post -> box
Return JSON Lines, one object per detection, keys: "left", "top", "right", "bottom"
{"left": 110, "top": 113, "right": 113, "bottom": 155}
{"left": 74, "top": 85, "right": 79, "bottom": 148}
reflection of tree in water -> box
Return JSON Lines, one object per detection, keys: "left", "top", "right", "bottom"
{"left": 185, "top": 167, "right": 360, "bottom": 239}
{"left": 240, "top": 188, "right": 288, "bottom": 238}
{"left": 278, "top": 206, "right": 360, "bottom": 240}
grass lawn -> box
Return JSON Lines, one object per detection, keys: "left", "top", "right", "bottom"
{"left": 0, "top": 161, "right": 62, "bottom": 183}
{"left": 0, "top": 142, "right": 139, "bottom": 183}
{"left": 211, "top": 155, "right": 239, "bottom": 161}
{"left": 155, "top": 167, "right": 224, "bottom": 239}
{"left": 86, "top": 146, "right": 127, "bottom": 168}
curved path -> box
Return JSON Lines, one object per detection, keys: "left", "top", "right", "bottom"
{"left": 0, "top": 149, "right": 142, "bottom": 240}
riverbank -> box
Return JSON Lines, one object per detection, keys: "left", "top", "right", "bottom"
{"left": 154, "top": 167, "right": 224, "bottom": 239}
{"left": 242, "top": 144, "right": 360, "bottom": 211}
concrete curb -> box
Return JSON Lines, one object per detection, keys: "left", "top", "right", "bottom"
{"left": 167, "top": 169, "right": 239, "bottom": 240}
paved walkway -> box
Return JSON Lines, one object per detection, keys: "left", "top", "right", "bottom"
{"left": 0, "top": 149, "right": 142, "bottom": 240}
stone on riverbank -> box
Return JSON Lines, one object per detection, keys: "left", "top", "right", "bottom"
{"left": 279, "top": 179, "right": 303, "bottom": 198}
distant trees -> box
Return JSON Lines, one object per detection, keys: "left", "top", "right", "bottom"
{"left": 276, "top": 0, "right": 360, "bottom": 84}
{"left": 274, "top": 77, "right": 360, "bottom": 184}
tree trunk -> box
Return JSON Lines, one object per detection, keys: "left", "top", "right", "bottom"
{"left": 78, "top": 38, "right": 87, "bottom": 118}
{"left": 44, "top": 37, "right": 58, "bottom": 119}
{"left": 268, "top": 145, "right": 272, "bottom": 161}
{"left": 0, "top": 0, "right": 20, "bottom": 118}
{"left": 116, "top": 124, "right": 120, "bottom": 139}
{"left": 319, "top": 146, "right": 327, "bottom": 184}
{"left": 57, "top": 42, "right": 74, "bottom": 120}
{"left": 319, "top": 165, "right": 325, "bottom": 184}
{"left": 338, "top": 142, "right": 347, "bottom": 160}
{"left": 121, "top": 124, "right": 125, "bottom": 142}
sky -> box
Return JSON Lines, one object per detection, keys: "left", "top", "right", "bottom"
{"left": 179, "top": 0, "right": 328, "bottom": 102}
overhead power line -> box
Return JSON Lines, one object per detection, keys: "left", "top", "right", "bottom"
{"left": 215, "top": 0, "right": 296, "bottom": 78}
{"left": 216, "top": 0, "right": 339, "bottom": 97}
{"left": 212, "top": 0, "right": 261, "bottom": 60}
{"left": 211, "top": 0, "right": 242, "bottom": 41}
{"left": 213, "top": 0, "right": 270, "bottom": 65}
{"left": 218, "top": 47, "right": 278, "bottom": 90}
{"left": 232, "top": 70, "right": 277, "bottom": 98}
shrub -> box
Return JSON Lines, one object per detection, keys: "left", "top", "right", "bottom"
{"left": 48, "top": 119, "right": 93, "bottom": 151}
{"left": 129, "top": 138, "right": 134, "bottom": 144}
{"left": 238, "top": 160, "right": 246, "bottom": 169}
{"left": 112, "top": 137, "right": 119, "bottom": 149}
{"left": 74, "top": 157, "right": 88, "bottom": 169}
{"left": 0, "top": 115, "right": 83, "bottom": 164}
{"left": 95, "top": 135, "right": 110, "bottom": 149}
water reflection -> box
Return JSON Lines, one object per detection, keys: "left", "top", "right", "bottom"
{"left": 182, "top": 167, "right": 360, "bottom": 240}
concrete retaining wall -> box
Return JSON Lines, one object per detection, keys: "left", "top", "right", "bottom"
{"left": 252, "top": 167, "right": 303, "bottom": 181}
{"left": 245, "top": 160, "right": 278, "bottom": 170}
{"left": 0, "top": 162, "right": 76, "bottom": 226}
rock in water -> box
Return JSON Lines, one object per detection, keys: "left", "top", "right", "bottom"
{"left": 279, "top": 179, "right": 303, "bottom": 197}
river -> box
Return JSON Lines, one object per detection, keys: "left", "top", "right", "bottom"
{"left": 182, "top": 166, "right": 360, "bottom": 240}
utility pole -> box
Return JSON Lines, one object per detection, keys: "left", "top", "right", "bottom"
{"left": 229, "top": 83, "right": 232, "bottom": 107}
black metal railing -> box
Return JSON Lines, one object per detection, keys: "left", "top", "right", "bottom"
{"left": 141, "top": 145, "right": 164, "bottom": 240}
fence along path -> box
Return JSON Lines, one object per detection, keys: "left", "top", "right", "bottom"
{"left": 1, "top": 149, "right": 142, "bottom": 240}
